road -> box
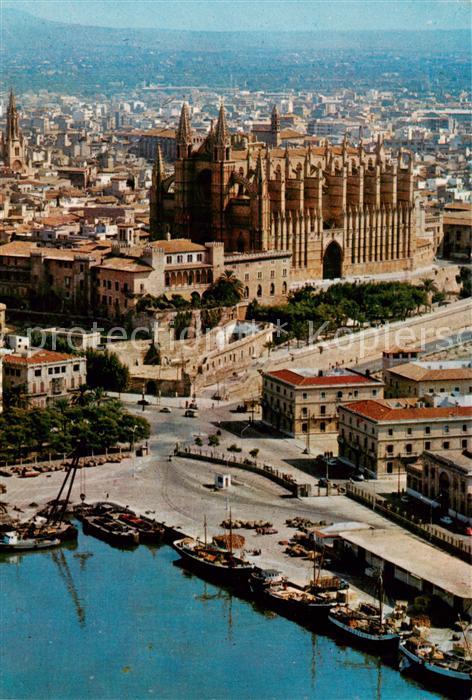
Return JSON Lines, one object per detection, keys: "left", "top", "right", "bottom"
{"left": 3, "top": 398, "right": 404, "bottom": 591}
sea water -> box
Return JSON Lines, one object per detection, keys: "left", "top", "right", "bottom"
{"left": 0, "top": 530, "right": 442, "bottom": 699}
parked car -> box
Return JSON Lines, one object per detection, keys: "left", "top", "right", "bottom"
{"left": 439, "top": 515, "right": 454, "bottom": 527}
{"left": 350, "top": 473, "right": 365, "bottom": 482}
{"left": 318, "top": 477, "right": 329, "bottom": 487}
{"left": 184, "top": 409, "right": 198, "bottom": 417}
{"left": 160, "top": 407, "right": 172, "bottom": 413}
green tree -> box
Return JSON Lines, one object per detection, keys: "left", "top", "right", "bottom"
{"left": 173, "top": 310, "right": 193, "bottom": 340}
{"left": 418, "top": 278, "right": 438, "bottom": 310}
{"left": 143, "top": 343, "right": 161, "bottom": 365}
{"left": 86, "top": 349, "right": 130, "bottom": 392}
{"left": 457, "top": 267, "right": 471, "bottom": 299}
{"left": 202, "top": 269, "right": 244, "bottom": 307}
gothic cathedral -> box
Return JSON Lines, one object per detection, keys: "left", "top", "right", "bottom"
{"left": 150, "top": 103, "right": 416, "bottom": 281}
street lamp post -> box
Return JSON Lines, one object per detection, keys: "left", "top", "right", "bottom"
{"left": 397, "top": 453, "right": 402, "bottom": 495}
{"left": 303, "top": 410, "right": 311, "bottom": 455}
{"left": 131, "top": 424, "right": 137, "bottom": 478}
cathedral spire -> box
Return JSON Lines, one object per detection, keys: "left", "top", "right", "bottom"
{"left": 176, "top": 102, "right": 192, "bottom": 158}
{"left": 8, "top": 88, "right": 16, "bottom": 113}
{"left": 152, "top": 144, "right": 165, "bottom": 185}
{"left": 213, "top": 102, "right": 230, "bottom": 161}
{"left": 215, "top": 102, "right": 229, "bottom": 146}
{"left": 255, "top": 149, "right": 265, "bottom": 186}
{"left": 6, "top": 87, "right": 19, "bottom": 141}
{"left": 3, "top": 86, "right": 26, "bottom": 173}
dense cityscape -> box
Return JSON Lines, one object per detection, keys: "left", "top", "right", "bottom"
{"left": 0, "top": 3, "right": 471, "bottom": 699}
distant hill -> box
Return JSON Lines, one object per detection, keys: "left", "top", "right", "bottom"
{"left": 1, "top": 8, "right": 470, "bottom": 95}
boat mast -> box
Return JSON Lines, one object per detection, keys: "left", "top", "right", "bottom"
{"left": 378, "top": 570, "right": 384, "bottom": 628}
{"left": 458, "top": 617, "right": 471, "bottom": 659}
{"left": 229, "top": 508, "right": 233, "bottom": 556}
{"left": 46, "top": 451, "right": 81, "bottom": 526}
{"left": 204, "top": 515, "right": 207, "bottom": 547}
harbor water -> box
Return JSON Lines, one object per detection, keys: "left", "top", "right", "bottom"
{"left": 1, "top": 529, "right": 443, "bottom": 700}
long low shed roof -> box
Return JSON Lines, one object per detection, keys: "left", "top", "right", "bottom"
{"left": 340, "top": 528, "right": 471, "bottom": 600}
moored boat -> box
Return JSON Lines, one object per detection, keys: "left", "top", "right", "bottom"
{"left": 264, "top": 580, "right": 340, "bottom": 621}
{"left": 0, "top": 529, "right": 61, "bottom": 552}
{"left": 115, "top": 512, "right": 164, "bottom": 545}
{"left": 82, "top": 514, "right": 139, "bottom": 547}
{"left": 249, "top": 568, "right": 283, "bottom": 596}
{"left": 21, "top": 519, "right": 78, "bottom": 543}
{"left": 328, "top": 602, "right": 400, "bottom": 649}
{"left": 173, "top": 537, "right": 254, "bottom": 586}
{"left": 399, "top": 636, "right": 472, "bottom": 693}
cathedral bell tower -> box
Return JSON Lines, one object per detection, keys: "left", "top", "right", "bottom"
{"left": 3, "top": 89, "right": 27, "bottom": 173}
{"left": 270, "top": 104, "right": 281, "bottom": 147}
{"left": 209, "top": 103, "right": 233, "bottom": 243}
{"left": 174, "top": 103, "right": 193, "bottom": 237}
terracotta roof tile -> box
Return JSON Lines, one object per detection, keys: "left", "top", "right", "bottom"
{"left": 267, "top": 369, "right": 375, "bottom": 387}
{"left": 387, "top": 362, "right": 472, "bottom": 382}
{"left": 342, "top": 399, "right": 472, "bottom": 422}
{"left": 4, "top": 349, "right": 77, "bottom": 365}
{"left": 152, "top": 239, "right": 206, "bottom": 253}
{"left": 98, "top": 257, "right": 151, "bottom": 273}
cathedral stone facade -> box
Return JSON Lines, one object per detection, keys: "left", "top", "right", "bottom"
{"left": 150, "top": 103, "right": 417, "bottom": 282}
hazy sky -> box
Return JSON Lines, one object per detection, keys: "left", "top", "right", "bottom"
{"left": 6, "top": 0, "right": 471, "bottom": 31}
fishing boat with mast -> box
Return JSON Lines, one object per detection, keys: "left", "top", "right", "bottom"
{"left": 328, "top": 571, "right": 402, "bottom": 650}
{"left": 259, "top": 548, "right": 349, "bottom": 622}
{"left": 399, "top": 631, "right": 472, "bottom": 695}
{"left": 173, "top": 514, "right": 254, "bottom": 586}
{"left": 0, "top": 451, "right": 83, "bottom": 553}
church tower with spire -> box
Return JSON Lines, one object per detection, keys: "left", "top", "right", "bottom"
{"left": 270, "top": 104, "right": 281, "bottom": 147}
{"left": 174, "top": 102, "right": 194, "bottom": 237}
{"left": 149, "top": 144, "right": 166, "bottom": 238}
{"left": 3, "top": 89, "right": 27, "bottom": 173}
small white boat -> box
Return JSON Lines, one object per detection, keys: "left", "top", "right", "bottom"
{"left": 0, "top": 529, "right": 61, "bottom": 552}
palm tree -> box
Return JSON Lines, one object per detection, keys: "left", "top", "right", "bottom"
{"left": 218, "top": 269, "right": 244, "bottom": 299}
{"left": 419, "top": 278, "right": 438, "bottom": 310}
{"left": 264, "top": 340, "right": 276, "bottom": 357}
{"left": 73, "top": 384, "right": 91, "bottom": 407}
{"left": 91, "top": 387, "right": 105, "bottom": 406}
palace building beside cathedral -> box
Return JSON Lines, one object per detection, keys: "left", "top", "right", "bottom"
{"left": 150, "top": 103, "right": 418, "bottom": 282}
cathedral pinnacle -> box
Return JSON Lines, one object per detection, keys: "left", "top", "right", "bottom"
{"left": 255, "top": 149, "right": 265, "bottom": 184}
{"left": 176, "top": 102, "right": 192, "bottom": 146}
{"left": 8, "top": 88, "right": 16, "bottom": 113}
{"left": 215, "top": 102, "right": 230, "bottom": 146}
{"left": 152, "top": 144, "right": 165, "bottom": 182}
